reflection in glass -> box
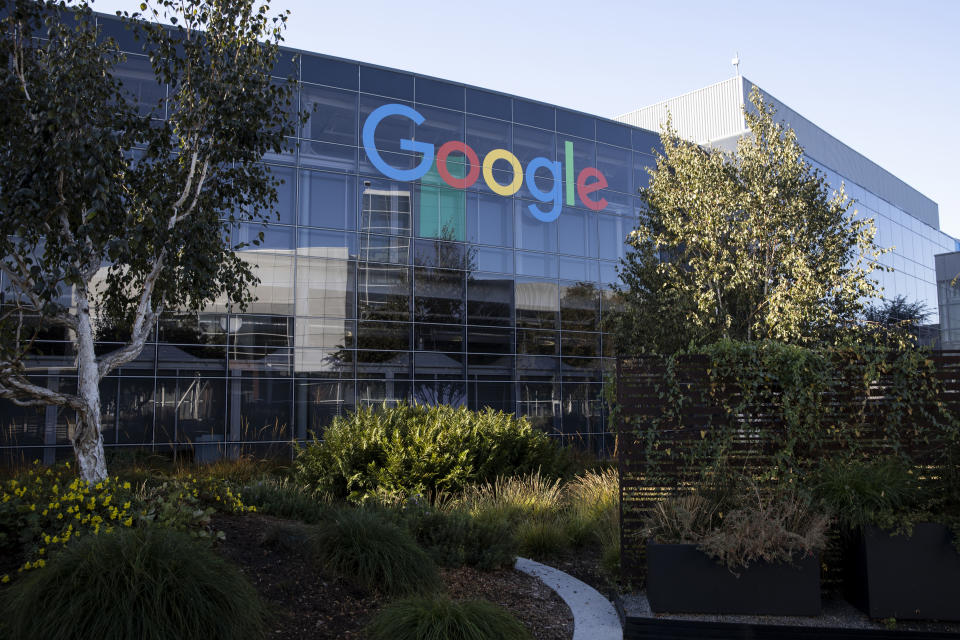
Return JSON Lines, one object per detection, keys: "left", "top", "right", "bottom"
{"left": 468, "top": 381, "right": 514, "bottom": 413}
{"left": 360, "top": 234, "right": 410, "bottom": 265}
{"left": 357, "top": 263, "right": 410, "bottom": 322}
{"left": 300, "top": 171, "right": 357, "bottom": 229}
{"left": 300, "top": 84, "right": 357, "bottom": 145}
{"left": 357, "top": 321, "right": 410, "bottom": 352}
{"left": 516, "top": 278, "right": 558, "bottom": 329}
{"left": 467, "top": 193, "right": 513, "bottom": 247}
{"left": 361, "top": 179, "right": 412, "bottom": 236}
{"left": 413, "top": 378, "right": 466, "bottom": 407}
{"left": 516, "top": 380, "right": 559, "bottom": 433}
{"left": 414, "top": 353, "right": 464, "bottom": 379}
{"left": 518, "top": 329, "right": 559, "bottom": 355}
{"left": 466, "top": 326, "right": 513, "bottom": 354}
{"left": 561, "top": 282, "right": 601, "bottom": 332}
{"left": 357, "top": 375, "right": 411, "bottom": 406}
{"left": 414, "top": 267, "right": 465, "bottom": 324}
{"left": 415, "top": 324, "right": 464, "bottom": 353}
{"left": 295, "top": 379, "right": 355, "bottom": 439}
{"left": 296, "top": 258, "right": 357, "bottom": 319}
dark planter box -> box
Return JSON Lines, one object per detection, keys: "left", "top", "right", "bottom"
{"left": 646, "top": 542, "right": 821, "bottom": 616}
{"left": 846, "top": 523, "right": 960, "bottom": 621}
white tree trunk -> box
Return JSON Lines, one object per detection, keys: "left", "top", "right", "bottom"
{"left": 74, "top": 295, "right": 108, "bottom": 484}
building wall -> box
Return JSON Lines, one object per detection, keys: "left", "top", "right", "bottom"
{"left": 935, "top": 252, "right": 960, "bottom": 349}
{"left": 0, "top": 15, "right": 663, "bottom": 460}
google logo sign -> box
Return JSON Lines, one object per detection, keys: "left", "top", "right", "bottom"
{"left": 362, "top": 104, "right": 609, "bottom": 223}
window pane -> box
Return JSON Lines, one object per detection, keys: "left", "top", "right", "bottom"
{"left": 467, "top": 193, "right": 513, "bottom": 247}
{"left": 415, "top": 77, "right": 465, "bottom": 111}
{"left": 414, "top": 267, "right": 465, "bottom": 324}
{"left": 516, "top": 201, "right": 557, "bottom": 253}
{"left": 518, "top": 329, "right": 559, "bottom": 355}
{"left": 294, "top": 380, "right": 356, "bottom": 439}
{"left": 360, "top": 178, "right": 413, "bottom": 236}
{"left": 561, "top": 282, "right": 601, "bottom": 331}
{"left": 467, "top": 274, "right": 514, "bottom": 326}
{"left": 516, "top": 278, "right": 558, "bottom": 329}
{"left": 299, "top": 170, "right": 357, "bottom": 229}
{"left": 296, "top": 257, "right": 357, "bottom": 318}
{"left": 596, "top": 144, "right": 632, "bottom": 194}
{"left": 357, "top": 263, "right": 410, "bottom": 322}
{"left": 301, "top": 84, "right": 357, "bottom": 145}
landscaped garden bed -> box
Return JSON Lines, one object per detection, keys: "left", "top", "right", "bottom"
{"left": 213, "top": 513, "right": 573, "bottom": 640}
{"left": 0, "top": 404, "right": 619, "bottom": 640}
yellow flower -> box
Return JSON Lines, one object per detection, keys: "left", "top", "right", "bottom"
{"left": 1, "top": 575, "right": 9, "bottom": 583}
{"left": 123, "top": 517, "right": 133, "bottom": 527}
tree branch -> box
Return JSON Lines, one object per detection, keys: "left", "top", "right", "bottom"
{"left": 0, "top": 261, "right": 77, "bottom": 331}
{"left": 0, "top": 372, "right": 84, "bottom": 412}
{"left": 96, "top": 246, "right": 168, "bottom": 379}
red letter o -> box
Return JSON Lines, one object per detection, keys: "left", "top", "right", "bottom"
{"left": 437, "top": 141, "right": 480, "bottom": 189}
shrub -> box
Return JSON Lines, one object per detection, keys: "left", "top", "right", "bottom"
{"left": 294, "top": 403, "right": 569, "bottom": 503}
{"left": 241, "top": 479, "right": 329, "bottom": 524}
{"left": 1, "top": 527, "right": 266, "bottom": 640}
{"left": 134, "top": 474, "right": 255, "bottom": 539}
{"left": 0, "top": 463, "right": 139, "bottom": 581}
{"left": 307, "top": 507, "right": 441, "bottom": 596}
{"left": 367, "top": 595, "right": 530, "bottom": 640}
{"left": 400, "top": 506, "right": 516, "bottom": 570}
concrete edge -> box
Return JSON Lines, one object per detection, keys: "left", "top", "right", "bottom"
{"left": 515, "top": 556, "right": 623, "bottom": 640}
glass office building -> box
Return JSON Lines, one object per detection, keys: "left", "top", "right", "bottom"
{"left": 2, "top": 19, "right": 952, "bottom": 462}
{"left": 0, "top": 15, "right": 662, "bottom": 461}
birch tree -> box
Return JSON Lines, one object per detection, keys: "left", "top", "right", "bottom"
{"left": 0, "top": 0, "right": 298, "bottom": 483}
{"left": 614, "top": 88, "right": 886, "bottom": 355}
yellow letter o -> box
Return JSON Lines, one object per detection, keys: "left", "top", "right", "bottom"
{"left": 482, "top": 149, "right": 523, "bottom": 196}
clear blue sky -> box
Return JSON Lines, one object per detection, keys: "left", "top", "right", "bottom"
{"left": 93, "top": 0, "right": 960, "bottom": 238}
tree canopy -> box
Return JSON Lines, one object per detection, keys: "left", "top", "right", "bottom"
{"left": 614, "top": 87, "right": 886, "bottom": 355}
{"left": 0, "top": 0, "right": 299, "bottom": 482}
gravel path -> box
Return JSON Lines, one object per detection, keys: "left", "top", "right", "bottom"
{"left": 619, "top": 591, "right": 960, "bottom": 634}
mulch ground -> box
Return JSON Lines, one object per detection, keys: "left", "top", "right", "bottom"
{"left": 213, "top": 513, "right": 574, "bottom": 640}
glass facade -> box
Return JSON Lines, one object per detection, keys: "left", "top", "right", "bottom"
{"left": 0, "top": 20, "right": 662, "bottom": 461}
{"left": 807, "top": 158, "right": 957, "bottom": 323}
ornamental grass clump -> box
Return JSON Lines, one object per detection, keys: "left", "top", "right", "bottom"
{"left": 241, "top": 478, "right": 330, "bottom": 524}
{"left": 459, "top": 471, "right": 564, "bottom": 528}
{"left": 399, "top": 506, "right": 517, "bottom": 570}
{"left": 812, "top": 456, "right": 960, "bottom": 550}
{"left": 1, "top": 527, "right": 266, "bottom": 640}
{"left": 562, "top": 467, "right": 619, "bottom": 547}
{"left": 293, "top": 403, "right": 570, "bottom": 504}
{"left": 367, "top": 595, "right": 530, "bottom": 640}
{"left": 307, "top": 507, "right": 441, "bottom": 596}
{"left": 645, "top": 486, "right": 829, "bottom": 570}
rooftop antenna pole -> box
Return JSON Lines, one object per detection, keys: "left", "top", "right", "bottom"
{"left": 731, "top": 52, "right": 741, "bottom": 77}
